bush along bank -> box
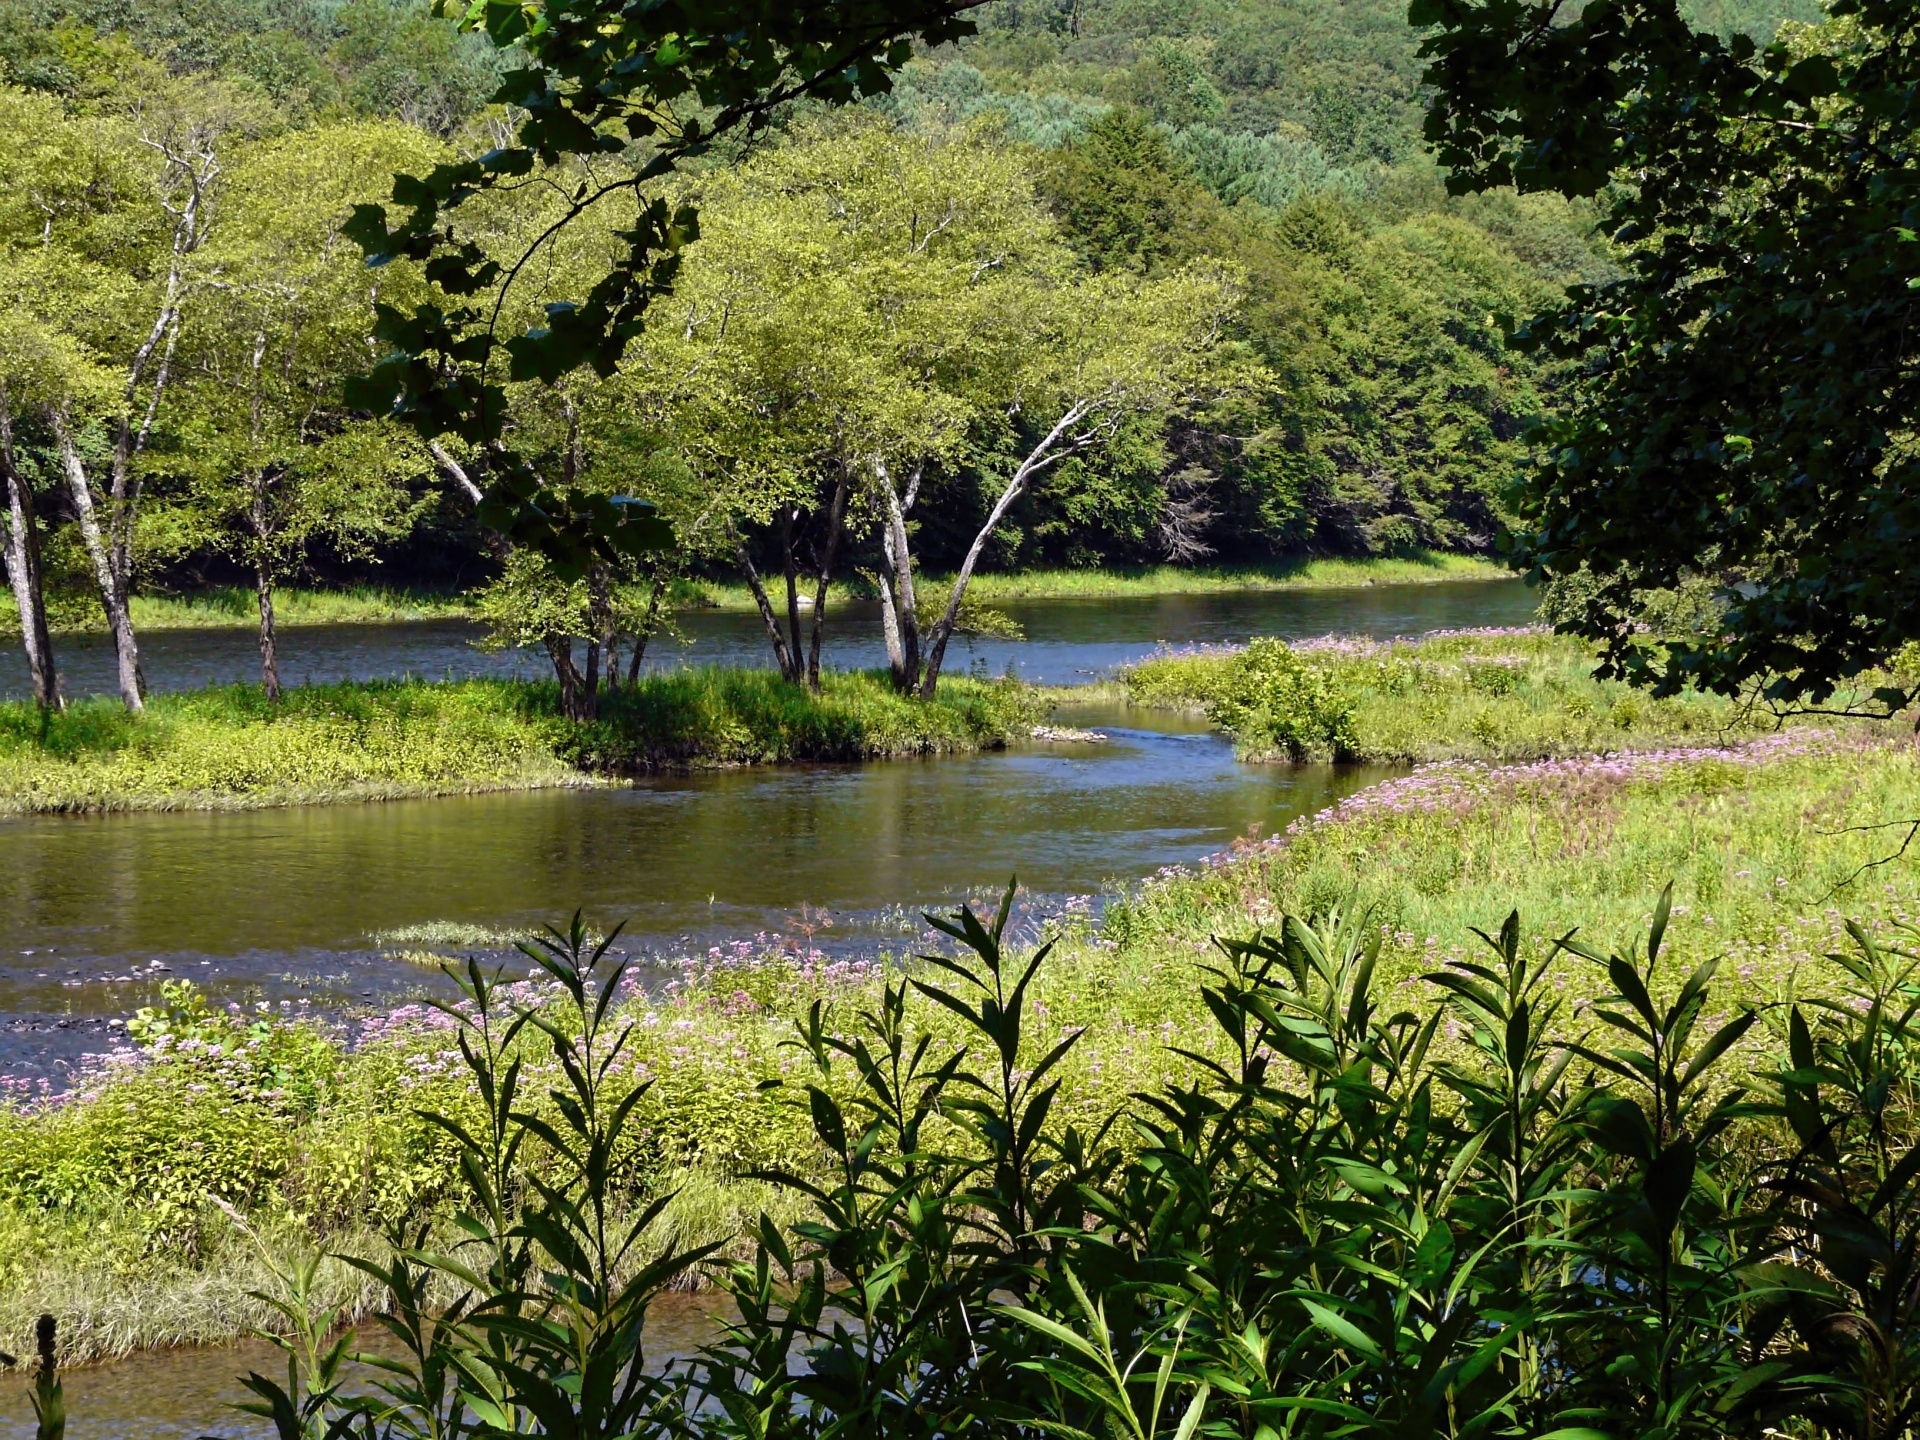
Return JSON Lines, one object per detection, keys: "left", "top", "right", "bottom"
{"left": 3, "top": 730, "right": 1920, "bottom": 1376}
{"left": 1122, "top": 626, "right": 1776, "bottom": 762}
{"left": 11, "top": 855, "right": 1920, "bottom": 1439}
{"left": 0, "top": 670, "right": 1043, "bottom": 814}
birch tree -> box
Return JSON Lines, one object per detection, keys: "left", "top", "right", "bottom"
{"left": 0, "top": 82, "right": 253, "bottom": 710}
{"left": 0, "top": 312, "right": 85, "bottom": 711}
{"left": 171, "top": 122, "right": 439, "bottom": 698}
{"left": 909, "top": 262, "right": 1241, "bottom": 697}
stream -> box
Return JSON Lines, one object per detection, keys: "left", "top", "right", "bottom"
{"left": 0, "top": 580, "right": 1537, "bottom": 697}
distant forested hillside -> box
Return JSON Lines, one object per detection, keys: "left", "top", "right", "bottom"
{"left": 0, "top": 0, "right": 1821, "bottom": 594}
{"left": 0, "top": 0, "right": 502, "bottom": 127}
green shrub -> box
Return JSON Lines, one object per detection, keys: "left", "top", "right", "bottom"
{"left": 1205, "top": 637, "right": 1359, "bottom": 760}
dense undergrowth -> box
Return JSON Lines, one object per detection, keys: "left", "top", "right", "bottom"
{"left": 11, "top": 834, "right": 1920, "bottom": 1437}
{"left": 1124, "top": 628, "right": 1766, "bottom": 761}
{"left": 0, "top": 671, "right": 1040, "bottom": 813}
{"left": 3, "top": 723, "right": 1917, "bottom": 1377}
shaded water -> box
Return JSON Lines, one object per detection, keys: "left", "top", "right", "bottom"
{"left": 0, "top": 580, "right": 1536, "bottom": 698}
{"left": 0, "top": 1293, "right": 732, "bottom": 1439}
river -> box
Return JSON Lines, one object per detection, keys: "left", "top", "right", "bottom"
{"left": 0, "top": 579, "right": 1535, "bottom": 1080}
{"left": 2, "top": 579, "right": 1530, "bottom": 1436}
{"left": 0, "top": 581, "right": 1537, "bottom": 697}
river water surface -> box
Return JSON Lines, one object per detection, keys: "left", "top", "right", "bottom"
{"left": 2, "top": 581, "right": 1537, "bottom": 697}
{"left": 2, "top": 579, "right": 1530, "bottom": 1436}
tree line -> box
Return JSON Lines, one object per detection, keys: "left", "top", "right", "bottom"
{"left": 0, "top": 0, "right": 1647, "bottom": 719}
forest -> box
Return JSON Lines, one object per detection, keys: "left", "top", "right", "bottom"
{"left": 0, "top": 0, "right": 1811, "bottom": 714}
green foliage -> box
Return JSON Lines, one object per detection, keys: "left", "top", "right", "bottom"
{"left": 1202, "top": 636, "right": 1359, "bottom": 760}
{"left": 343, "top": 0, "right": 987, "bottom": 573}
{"left": 144, "top": 877, "right": 1920, "bottom": 1440}
{"left": 1124, "top": 629, "right": 1759, "bottom": 763}
{"left": 0, "top": 671, "right": 1040, "bottom": 811}
{"left": 0, "top": 0, "right": 502, "bottom": 126}
{"left": 1423, "top": 0, "right": 1920, "bottom": 704}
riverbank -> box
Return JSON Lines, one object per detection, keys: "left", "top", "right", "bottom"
{"left": 680, "top": 551, "right": 1508, "bottom": 609}
{"left": 2, "top": 717, "right": 1915, "bottom": 1362}
{"left": 0, "top": 670, "right": 1040, "bottom": 815}
{"left": 20, "top": 554, "right": 1511, "bottom": 634}
{"left": 1085, "top": 626, "right": 1762, "bottom": 761}
{"left": 130, "top": 586, "right": 475, "bottom": 630}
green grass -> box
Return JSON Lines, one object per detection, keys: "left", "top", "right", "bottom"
{"left": 1121, "top": 627, "right": 1767, "bottom": 762}
{"left": 0, "top": 670, "right": 1040, "bottom": 814}
{"left": 122, "top": 586, "right": 479, "bottom": 631}
{"left": 677, "top": 552, "right": 1510, "bottom": 609}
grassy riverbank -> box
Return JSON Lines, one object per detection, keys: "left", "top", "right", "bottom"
{"left": 679, "top": 551, "right": 1508, "bottom": 609}
{"left": 2, "top": 717, "right": 1916, "bottom": 1360}
{"left": 0, "top": 670, "right": 1040, "bottom": 814}
{"left": 1104, "top": 626, "right": 1765, "bottom": 762}
{"left": 19, "top": 554, "right": 1510, "bottom": 634}
{"left": 125, "top": 586, "right": 477, "bottom": 630}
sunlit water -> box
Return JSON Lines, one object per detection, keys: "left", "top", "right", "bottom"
{"left": 0, "top": 581, "right": 1537, "bottom": 698}
{"left": 0, "top": 707, "right": 1390, "bottom": 1074}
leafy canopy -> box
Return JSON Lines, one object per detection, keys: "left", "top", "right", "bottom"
{"left": 1419, "top": 0, "right": 1920, "bottom": 706}
{"left": 343, "top": 0, "right": 989, "bottom": 573}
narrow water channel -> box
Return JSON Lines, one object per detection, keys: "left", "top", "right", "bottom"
{"left": 0, "top": 705, "right": 1390, "bottom": 1074}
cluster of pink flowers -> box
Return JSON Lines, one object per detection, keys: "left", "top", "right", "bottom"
{"left": 1418, "top": 625, "right": 1550, "bottom": 642}
{"left": 1141, "top": 625, "right": 1550, "bottom": 668}
{"left": 1290, "top": 729, "right": 1836, "bottom": 834}
{"left": 1135, "top": 731, "right": 1849, "bottom": 890}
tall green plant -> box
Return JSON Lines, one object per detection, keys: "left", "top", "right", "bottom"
{"left": 171, "top": 888, "right": 1920, "bottom": 1440}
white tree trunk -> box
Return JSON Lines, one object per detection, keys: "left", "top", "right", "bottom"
{"left": 0, "top": 388, "right": 59, "bottom": 710}
{"left": 54, "top": 413, "right": 144, "bottom": 712}
{"left": 919, "top": 401, "right": 1098, "bottom": 698}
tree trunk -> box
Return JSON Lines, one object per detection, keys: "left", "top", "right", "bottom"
{"left": 545, "top": 634, "right": 588, "bottom": 722}
{"left": 877, "top": 459, "right": 923, "bottom": 692}
{"left": 248, "top": 463, "right": 280, "bottom": 701}
{"left": 581, "top": 563, "right": 612, "bottom": 716}
{"left": 627, "top": 570, "right": 671, "bottom": 686}
{"left": 0, "top": 387, "right": 59, "bottom": 710}
{"left": 876, "top": 565, "right": 907, "bottom": 682}
{"left": 778, "top": 505, "right": 805, "bottom": 681}
{"left": 255, "top": 560, "right": 281, "bottom": 701}
{"left": 920, "top": 402, "right": 1094, "bottom": 699}
{"left": 806, "top": 463, "right": 851, "bottom": 691}
{"left": 581, "top": 637, "right": 601, "bottom": 718}
{"left": 52, "top": 410, "right": 144, "bottom": 712}
{"left": 732, "top": 525, "right": 798, "bottom": 682}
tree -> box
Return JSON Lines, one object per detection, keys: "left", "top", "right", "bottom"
{"left": 627, "top": 119, "right": 1042, "bottom": 689}
{"left": 0, "top": 81, "right": 254, "bottom": 711}
{"left": 0, "top": 312, "right": 74, "bottom": 710}
{"left": 170, "top": 122, "right": 438, "bottom": 698}
{"left": 1418, "top": 0, "right": 1920, "bottom": 707}
{"left": 345, "top": 0, "right": 992, "bottom": 571}
{"left": 905, "top": 260, "right": 1242, "bottom": 696}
